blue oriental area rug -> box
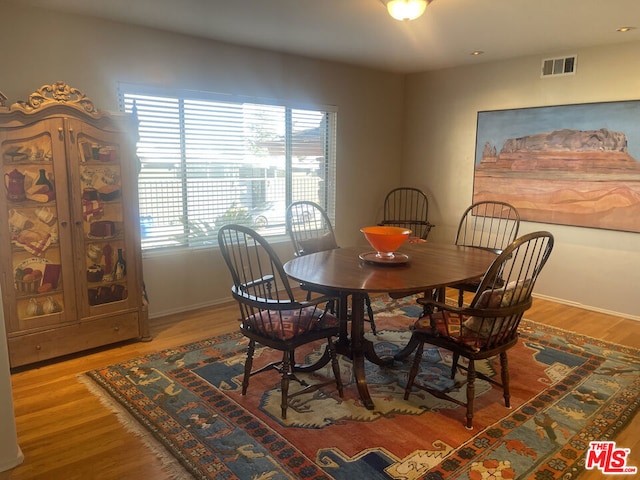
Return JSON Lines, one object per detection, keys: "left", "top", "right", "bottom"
{"left": 83, "top": 296, "right": 639, "bottom": 479}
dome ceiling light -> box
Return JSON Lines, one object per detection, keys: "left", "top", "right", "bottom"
{"left": 382, "top": 0, "right": 431, "bottom": 21}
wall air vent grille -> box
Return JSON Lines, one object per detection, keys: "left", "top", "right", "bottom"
{"left": 541, "top": 55, "right": 577, "bottom": 77}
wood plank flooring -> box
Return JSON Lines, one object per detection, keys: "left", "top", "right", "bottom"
{"left": 2, "top": 291, "right": 639, "bottom": 480}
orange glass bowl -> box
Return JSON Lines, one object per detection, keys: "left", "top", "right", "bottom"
{"left": 360, "top": 226, "right": 411, "bottom": 258}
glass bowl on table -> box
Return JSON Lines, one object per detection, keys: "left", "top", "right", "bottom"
{"left": 360, "top": 226, "right": 411, "bottom": 264}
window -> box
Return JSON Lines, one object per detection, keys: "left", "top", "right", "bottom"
{"left": 119, "top": 85, "right": 337, "bottom": 250}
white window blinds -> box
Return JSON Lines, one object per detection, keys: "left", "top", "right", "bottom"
{"left": 119, "top": 87, "right": 337, "bottom": 250}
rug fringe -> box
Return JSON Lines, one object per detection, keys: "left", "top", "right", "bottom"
{"left": 77, "top": 374, "right": 195, "bottom": 480}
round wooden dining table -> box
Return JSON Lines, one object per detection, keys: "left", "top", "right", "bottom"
{"left": 283, "top": 242, "right": 497, "bottom": 410}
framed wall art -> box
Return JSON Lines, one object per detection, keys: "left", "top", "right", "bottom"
{"left": 473, "top": 100, "right": 640, "bottom": 233}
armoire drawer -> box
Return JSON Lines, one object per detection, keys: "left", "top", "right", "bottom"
{"left": 8, "top": 312, "right": 140, "bottom": 368}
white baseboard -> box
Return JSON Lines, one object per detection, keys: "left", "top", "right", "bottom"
{"left": 148, "top": 297, "right": 234, "bottom": 320}
{"left": 532, "top": 293, "right": 640, "bottom": 322}
{"left": 0, "top": 447, "right": 24, "bottom": 473}
{"left": 149, "top": 293, "right": 640, "bottom": 323}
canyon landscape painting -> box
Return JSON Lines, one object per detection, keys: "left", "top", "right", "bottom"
{"left": 474, "top": 101, "right": 640, "bottom": 233}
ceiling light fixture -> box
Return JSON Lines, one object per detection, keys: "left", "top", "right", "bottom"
{"left": 616, "top": 26, "right": 636, "bottom": 33}
{"left": 382, "top": 0, "right": 430, "bottom": 21}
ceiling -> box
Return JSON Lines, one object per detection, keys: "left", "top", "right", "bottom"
{"left": 13, "top": 0, "right": 640, "bottom": 73}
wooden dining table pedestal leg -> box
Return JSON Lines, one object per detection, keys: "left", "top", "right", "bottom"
{"left": 336, "top": 293, "right": 350, "bottom": 348}
{"left": 351, "top": 292, "right": 372, "bottom": 409}
{"left": 334, "top": 292, "right": 393, "bottom": 410}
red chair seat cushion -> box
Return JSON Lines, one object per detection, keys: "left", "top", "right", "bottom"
{"left": 413, "top": 312, "right": 486, "bottom": 351}
{"left": 245, "top": 308, "right": 338, "bottom": 341}
{"left": 413, "top": 279, "right": 531, "bottom": 351}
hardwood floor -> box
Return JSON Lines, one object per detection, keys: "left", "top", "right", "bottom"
{"left": 2, "top": 292, "right": 638, "bottom": 480}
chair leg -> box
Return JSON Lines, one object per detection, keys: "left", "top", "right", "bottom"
{"left": 281, "top": 352, "right": 291, "bottom": 419}
{"left": 420, "top": 288, "right": 441, "bottom": 316}
{"left": 365, "top": 294, "right": 376, "bottom": 335}
{"left": 434, "top": 287, "right": 446, "bottom": 304}
{"left": 328, "top": 338, "right": 343, "bottom": 397}
{"left": 242, "top": 339, "right": 255, "bottom": 395}
{"left": 328, "top": 298, "right": 336, "bottom": 314}
{"left": 404, "top": 341, "right": 424, "bottom": 400}
{"left": 337, "top": 293, "right": 349, "bottom": 344}
{"left": 465, "top": 360, "right": 476, "bottom": 429}
{"left": 451, "top": 352, "right": 460, "bottom": 379}
{"left": 500, "top": 352, "right": 511, "bottom": 408}
{"left": 457, "top": 288, "right": 465, "bottom": 307}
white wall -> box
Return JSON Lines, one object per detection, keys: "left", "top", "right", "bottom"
{"left": 403, "top": 42, "right": 640, "bottom": 319}
{"left": 2, "top": 5, "right": 405, "bottom": 317}
{"left": 0, "top": 293, "right": 24, "bottom": 472}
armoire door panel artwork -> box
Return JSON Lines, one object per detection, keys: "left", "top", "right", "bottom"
{"left": 0, "top": 82, "right": 148, "bottom": 367}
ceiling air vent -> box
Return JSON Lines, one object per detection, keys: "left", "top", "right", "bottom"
{"left": 541, "top": 55, "right": 577, "bottom": 77}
